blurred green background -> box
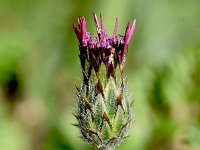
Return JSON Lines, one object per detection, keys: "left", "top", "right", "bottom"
{"left": 0, "top": 0, "right": 200, "bottom": 150}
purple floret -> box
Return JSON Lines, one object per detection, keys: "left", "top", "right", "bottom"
{"left": 72, "top": 12, "right": 136, "bottom": 67}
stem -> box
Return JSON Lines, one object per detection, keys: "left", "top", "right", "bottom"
{"left": 97, "top": 147, "right": 113, "bottom": 150}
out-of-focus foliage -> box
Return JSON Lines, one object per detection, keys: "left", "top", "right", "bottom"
{"left": 0, "top": 0, "right": 199, "bottom": 150}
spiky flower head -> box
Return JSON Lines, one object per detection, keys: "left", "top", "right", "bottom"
{"left": 72, "top": 12, "right": 136, "bottom": 150}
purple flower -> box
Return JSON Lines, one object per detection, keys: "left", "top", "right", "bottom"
{"left": 72, "top": 12, "right": 136, "bottom": 69}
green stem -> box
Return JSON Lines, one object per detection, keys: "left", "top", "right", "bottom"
{"left": 97, "top": 147, "right": 112, "bottom": 150}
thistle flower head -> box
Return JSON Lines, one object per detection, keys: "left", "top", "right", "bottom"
{"left": 72, "top": 12, "right": 136, "bottom": 150}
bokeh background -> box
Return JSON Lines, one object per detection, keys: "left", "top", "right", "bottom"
{"left": 0, "top": 0, "right": 200, "bottom": 150}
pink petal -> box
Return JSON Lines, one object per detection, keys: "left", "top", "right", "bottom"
{"left": 127, "top": 19, "right": 136, "bottom": 44}
{"left": 93, "top": 12, "right": 101, "bottom": 38}
{"left": 78, "top": 17, "right": 81, "bottom": 29}
{"left": 72, "top": 23, "right": 81, "bottom": 42}
{"left": 80, "top": 17, "right": 87, "bottom": 44}
{"left": 100, "top": 14, "right": 105, "bottom": 30}
{"left": 113, "top": 17, "right": 118, "bottom": 37}
{"left": 120, "top": 22, "right": 130, "bottom": 63}
{"left": 124, "top": 22, "right": 130, "bottom": 44}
